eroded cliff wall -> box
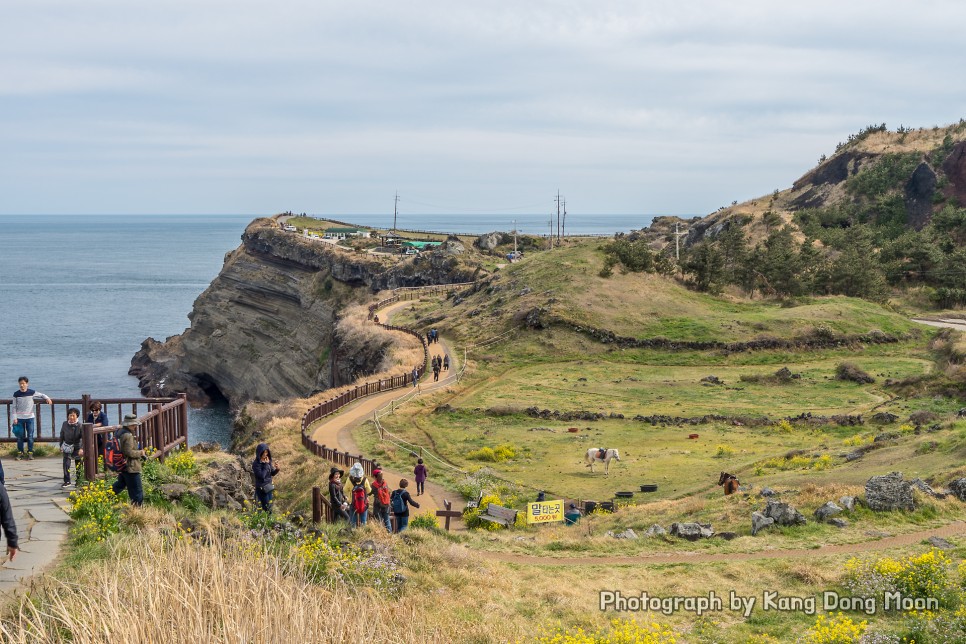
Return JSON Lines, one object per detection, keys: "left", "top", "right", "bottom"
{"left": 130, "top": 218, "right": 479, "bottom": 407}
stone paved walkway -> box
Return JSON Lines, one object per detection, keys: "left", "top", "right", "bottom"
{"left": 0, "top": 456, "right": 71, "bottom": 594}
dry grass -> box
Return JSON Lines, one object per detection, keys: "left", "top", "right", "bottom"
{"left": 0, "top": 531, "right": 491, "bottom": 644}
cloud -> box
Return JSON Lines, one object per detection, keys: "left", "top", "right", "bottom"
{"left": 1, "top": 1, "right": 966, "bottom": 214}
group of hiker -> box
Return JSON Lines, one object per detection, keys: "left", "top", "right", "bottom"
{"left": 430, "top": 354, "right": 449, "bottom": 381}
{"left": 325, "top": 458, "right": 428, "bottom": 533}
{"left": 426, "top": 328, "right": 440, "bottom": 344}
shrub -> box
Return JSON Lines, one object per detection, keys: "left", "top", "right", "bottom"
{"left": 409, "top": 514, "right": 440, "bottom": 530}
{"left": 68, "top": 479, "right": 121, "bottom": 543}
{"left": 165, "top": 448, "right": 198, "bottom": 477}
{"left": 844, "top": 549, "right": 951, "bottom": 601}
{"left": 534, "top": 618, "right": 680, "bottom": 644}
{"left": 803, "top": 613, "right": 868, "bottom": 643}
{"left": 812, "top": 455, "right": 833, "bottom": 471}
{"left": 466, "top": 443, "right": 517, "bottom": 462}
{"left": 715, "top": 445, "right": 736, "bottom": 458}
{"left": 836, "top": 362, "right": 875, "bottom": 384}
{"left": 772, "top": 419, "right": 794, "bottom": 433}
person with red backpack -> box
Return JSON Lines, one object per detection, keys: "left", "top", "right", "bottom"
{"left": 369, "top": 469, "right": 393, "bottom": 533}
{"left": 110, "top": 414, "right": 146, "bottom": 506}
{"left": 343, "top": 462, "right": 370, "bottom": 528}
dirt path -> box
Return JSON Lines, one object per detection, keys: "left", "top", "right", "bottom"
{"left": 309, "top": 300, "right": 462, "bottom": 522}
{"left": 478, "top": 521, "right": 966, "bottom": 566}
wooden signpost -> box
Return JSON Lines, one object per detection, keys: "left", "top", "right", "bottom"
{"left": 435, "top": 499, "right": 462, "bottom": 531}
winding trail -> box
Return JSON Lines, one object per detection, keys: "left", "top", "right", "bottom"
{"left": 309, "top": 300, "right": 461, "bottom": 522}
{"left": 305, "top": 298, "right": 966, "bottom": 563}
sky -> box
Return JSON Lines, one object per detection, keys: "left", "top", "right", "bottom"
{"left": 2, "top": 1, "right": 965, "bottom": 217}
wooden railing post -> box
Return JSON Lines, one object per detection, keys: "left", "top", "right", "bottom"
{"left": 82, "top": 422, "right": 97, "bottom": 482}
{"left": 312, "top": 486, "right": 322, "bottom": 523}
{"left": 152, "top": 404, "right": 164, "bottom": 461}
{"left": 177, "top": 393, "right": 188, "bottom": 447}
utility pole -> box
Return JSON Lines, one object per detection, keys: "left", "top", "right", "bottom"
{"left": 549, "top": 216, "right": 554, "bottom": 249}
{"left": 673, "top": 223, "right": 688, "bottom": 260}
{"left": 555, "top": 191, "right": 562, "bottom": 243}
{"left": 393, "top": 192, "right": 399, "bottom": 234}
{"left": 562, "top": 199, "right": 567, "bottom": 238}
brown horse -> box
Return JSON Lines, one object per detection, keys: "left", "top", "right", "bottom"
{"left": 718, "top": 471, "right": 740, "bottom": 495}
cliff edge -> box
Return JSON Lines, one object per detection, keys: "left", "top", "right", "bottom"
{"left": 130, "top": 217, "right": 481, "bottom": 407}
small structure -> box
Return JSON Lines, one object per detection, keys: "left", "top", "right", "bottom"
{"left": 325, "top": 227, "right": 371, "bottom": 240}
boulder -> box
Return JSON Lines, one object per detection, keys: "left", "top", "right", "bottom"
{"left": 814, "top": 502, "right": 843, "bottom": 522}
{"left": 871, "top": 412, "right": 899, "bottom": 424}
{"left": 839, "top": 496, "right": 856, "bottom": 511}
{"left": 764, "top": 500, "right": 807, "bottom": 526}
{"left": 928, "top": 536, "right": 955, "bottom": 550}
{"left": 644, "top": 524, "right": 667, "bottom": 538}
{"left": 829, "top": 518, "right": 849, "bottom": 528}
{"left": 909, "top": 478, "right": 946, "bottom": 499}
{"left": 865, "top": 472, "right": 916, "bottom": 511}
{"left": 717, "top": 532, "right": 738, "bottom": 541}
{"left": 190, "top": 441, "right": 222, "bottom": 453}
{"left": 948, "top": 478, "right": 966, "bottom": 502}
{"left": 475, "top": 232, "right": 503, "bottom": 251}
{"left": 751, "top": 511, "right": 775, "bottom": 536}
{"left": 605, "top": 529, "right": 639, "bottom": 540}
{"left": 759, "top": 487, "right": 777, "bottom": 497}
{"left": 670, "top": 522, "right": 714, "bottom": 541}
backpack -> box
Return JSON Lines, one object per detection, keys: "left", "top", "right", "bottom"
{"left": 352, "top": 483, "right": 368, "bottom": 514}
{"left": 104, "top": 431, "right": 127, "bottom": 472}
{"left": 390, "top": 489, "right": 406, "bottom": 514}
{"left": 373, "top": 480, "right": 391, "bottom": 506}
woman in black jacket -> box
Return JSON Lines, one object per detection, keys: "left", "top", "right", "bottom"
{"left": 59, "top": 408, "right": 84, "bottom": 488}
{"left": 252, "top": 443, "right": 280, "bottom": 512}
{"left": 328, "top": 468, "right": 351, "bottom": 522}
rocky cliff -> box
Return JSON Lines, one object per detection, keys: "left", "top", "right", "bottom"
{"left": 130, "top": 218, "right": 481, "bottom": 407}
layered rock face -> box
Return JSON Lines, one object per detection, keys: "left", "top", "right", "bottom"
{"left": 130, "top": 218, "right": 478, "bottom": 407}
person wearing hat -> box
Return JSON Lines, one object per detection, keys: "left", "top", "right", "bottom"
{"left": 327, "top": 468, "right": 350, "bottom": 523}
{"left": 369, "top": 469, "right": 393, "bottom": 533}
{"left": 111, "top": 414, "right": 147, "bottom": 506}
{"left": 564, "top": 502, "right": 582, "bottom": 526}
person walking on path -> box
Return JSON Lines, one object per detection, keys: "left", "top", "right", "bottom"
{"left": 443, "top": 354, "right": 449, "bottom": 371}
{"left": 252, "top": 443, "right": 280, "bottom": 512}
{"left": 12, "top": 377, "right": 52, "bottom": 460}
{"left": 370, "top": 469, "right": 393, "bottom": 533}
{"left": 411, "top": 367, "right": 419, "bottom": 388}
{"left": 343, "top": 462, "right": 371, "bottom": 527}
{"left": 432, "top": 362, "right": 440, "bottom": 382}
{"left": 0, "top": 480, "right": 18, "bottom": 562}
{"left": 413, "top": 458, "right": 428, "bottom": 496}
{"left": 390, "top": 479, "right": 419, "bottom": 533}
{"left": 328, "top": 468, "right": 350, "bottom": 523}
{"left": 59, "top": 407, "right": 84, "bottom": 489}
{"left": 111, "top": 414, "right": 146, "bottom": 506}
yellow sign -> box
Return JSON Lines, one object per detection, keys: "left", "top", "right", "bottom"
{"left": 527, "top": 499, "right": 564, "bottom": 524}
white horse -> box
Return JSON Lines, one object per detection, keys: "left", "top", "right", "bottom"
{"left": 585, "top": 448, "right": 621, "bottom": 475}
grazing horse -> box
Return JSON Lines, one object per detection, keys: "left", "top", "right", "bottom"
{"left": 585, "top": 448, "right": 621, "bottom": 475}
{"left": 718, "top": 471, "right": 740, "bottom": 495}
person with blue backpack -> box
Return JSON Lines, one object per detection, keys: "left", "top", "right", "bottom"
{"left": 111, "top": 414, "right": 146, "bottom": 506}
{"left": 390, "top": 478, "right": 419, "bottom": 533}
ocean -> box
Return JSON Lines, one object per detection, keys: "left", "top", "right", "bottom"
{"left": 0, "top": 212, "right": 660, "bottom": 446}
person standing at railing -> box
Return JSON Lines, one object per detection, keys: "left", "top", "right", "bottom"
{"left": 58, "top": 408, "right": 84, "bottom": 489}
{"left": 12, "top": 376, "right": 52, "bottom": 460}
{"left": 111, "top": 414, "right": 146, "bottom": 506}
{"left": 86, "top": 401, "right": 109, "bottom": 456}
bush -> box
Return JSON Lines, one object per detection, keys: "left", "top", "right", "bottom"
{"left": 715, "top": 445, "right": 736, "bottom": 458}
{"left": 68, "top": 479, "right": 121, "bottom": 543}
{"left": 165, "top": 448, "right": 198, "bottom": 477}
{"left": 409, "top": 514, "right": 440, "bottom": 530}
{"left": 836, "top": 363, "right": 875, "bottom": 384}
{"left": 803, "top": 613, "right": 868, "bottom": 643}
{"left": 535, "top": 618, "right": 680, "bottom": 644}
{"left": 466, "top": 443, "right": 517, "bottom": 462}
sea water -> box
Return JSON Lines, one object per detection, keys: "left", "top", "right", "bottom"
{"left": 0, "top": 212, "right": 663, "bottom": 446}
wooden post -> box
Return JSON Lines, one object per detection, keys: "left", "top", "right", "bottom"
{"left": 152, "top": 404, "right": 163, "bottom": 461}
{"left": 312, "top": 486, "right": 322, "bottom": 523}
{"left": 82, "top": 423, "right": 97, "bottom": 482}
{"left": 436, "top": 499, "right": 461, "bottom": 532}
{"left": 177, "top": 393, "right": 188, "bottom": 447}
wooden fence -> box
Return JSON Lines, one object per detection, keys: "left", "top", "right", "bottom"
{"left": 302, "top": 282, "right": 473, "bottom": 522}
